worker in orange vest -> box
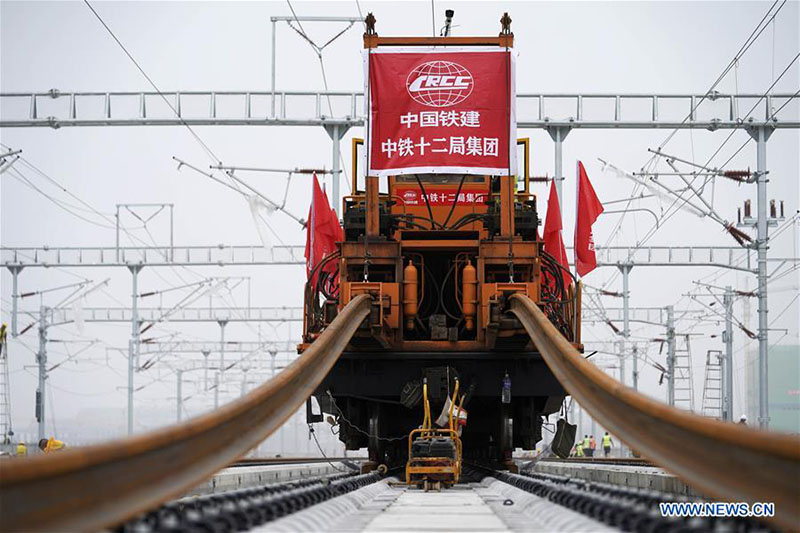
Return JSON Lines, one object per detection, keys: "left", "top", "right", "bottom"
{"left": 589, "top": 435, "right": 597, "bottom": 456}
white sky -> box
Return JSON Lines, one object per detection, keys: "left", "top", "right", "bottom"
{"left": 1, "top": 1, "right": 798, "bottom": 444}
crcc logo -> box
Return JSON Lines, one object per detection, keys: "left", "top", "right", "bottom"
{"left": 406, "top": 61, "right": 474, "bottom": 108}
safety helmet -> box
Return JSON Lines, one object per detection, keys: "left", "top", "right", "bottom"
{"left": 739, "top": 414, "right": 747, "bottom": 421}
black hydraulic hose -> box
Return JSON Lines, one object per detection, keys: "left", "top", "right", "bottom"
{"left": 392, "top": 215, "right": 429, "bottom": 231}
{"left": 425, "top": 263, "right": 443, "bottom": 316}
{"left": 401, "top": 213, "right": 438, "bottom": 227}
{"left": 450, "top": 213, "right": 490, "bottom": 231}
{"left": 438, "top": 263, "right": 462, "bottom": 321}
{"left": 413, "top": 175, "right": 439, "bottom": 229}
{"left": 441, "top": 174, "right": 467, "bottom": 229}
{"left": 541, "top": 250, "right": 577, "bottom": 287}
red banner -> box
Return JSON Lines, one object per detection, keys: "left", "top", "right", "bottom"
{"left": 366, "top": 48, "right": 516, "bottom": 177}
{"left": 396, "top": 187, "right": 489, "bottom": 206}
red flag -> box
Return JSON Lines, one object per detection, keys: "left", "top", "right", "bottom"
{"left": 321, "top": 185, "right": 343, "bottom": 243}
{"left": 305, "top": 175, "right": 342, "bottom": 281}
{"left": 542, "top": 180, "right": 571, "bottom": 287}
{"left": 574, "top": 161, "right": 604, "bottom": 277}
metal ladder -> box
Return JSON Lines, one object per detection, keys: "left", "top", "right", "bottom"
{"left": 701, "top": 350, "right": 723, "bottom": 419}
{"left": 672, "top": 335, "right": 695, "bottom": 412}
{"left": 0, "top": 325, "right": 12, "bottom": 444}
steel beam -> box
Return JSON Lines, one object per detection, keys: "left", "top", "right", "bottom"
{"left": 36, "top": 306, "right": 47, "bottom": 442}
{"left": 546, "top": 126, "right": 570, "bottom": 202}
{"left": 2, "top": 245, "right": 306, "bottom": 268}
{"left": 8, "top": 266, "right": 22, "bottom": 336}
{"left": 2, "top": 244, "right": 753, "bottom": 270}
{"left": 619, "top": 263, "right": 632, "bottom": 387}
{"left": 43, "top": 306, "right": 303, "bottom": 326}
{"left": 666, "top": 305, "right": 676, "bottom": 407}
{"left": 2, "top": 91, "right": 795, "bottom": 129}
{"left": 746, "top": 125, "right": 774, "bottom": 429}
{"left": 128, "top": 265, "right": 142, "bottom": 435}
{"left": 722, "top": 287, "right": 734, "bottom": 422}
{"left": 137, "top": 340, "right": 297, "bottom": 354}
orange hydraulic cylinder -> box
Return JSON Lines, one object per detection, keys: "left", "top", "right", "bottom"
{"left": 462, "top": 260, "right": 477, "bottom": 330}
{"left": 403, "top": 261, "right": 418, "bottom": 330}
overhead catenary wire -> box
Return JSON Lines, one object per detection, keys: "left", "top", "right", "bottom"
{"left": 645, "top": 0, "right": 787, "bottom": 165}
{"left": 604, "top": 0, "right": 789, "bottom": 250}
{"left": 283, "top": 0, "right": 354, "bottom": 195}
{"left": 598, "top": 53, "right": 799, "bottom": 292}
{"left": 1, "top": 144, "right": 210, "bottom": 294}
{"left": 82, "top": 0, "right": 253, "bottom": 205}
{"left": 82, "top": 0, "right": 221, "bottom": 167}
{"left": 633, "top": 53, "right": 799, "bottom": 242}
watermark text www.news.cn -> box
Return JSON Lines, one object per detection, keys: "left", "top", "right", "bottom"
{"left": 659, "top": 502, "right": 775, "bottom": 518}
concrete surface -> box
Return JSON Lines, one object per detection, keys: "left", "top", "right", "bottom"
{"left": 187, "top": 461, "right": 352, "bottom": 496}
{"left": 533, "top": 461, "right": 703, "bottom": 498}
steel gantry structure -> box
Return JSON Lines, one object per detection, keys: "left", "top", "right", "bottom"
{"left": 20, "top": 300, "right": 301, "bottom": 440}
{"left": 2, "top": 90, "right": 796, "bottom": 203}
{"left": 3, "top": 86, "right": 797, "bottom": 428}
{"left": 43, "top": 306, "right": 303, "bottom": 326}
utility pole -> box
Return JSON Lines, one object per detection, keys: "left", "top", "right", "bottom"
{"left": 666, "top": 305, "right": 676, "bottom": 406}
{"left": 722, "top": 287, "right": 734, "bottom": 422}
{"left": 202, "top": 350, "right": 210, "bottom": 391}
{"left": 218, "top": 320, "right": 228, "bottom": 374}
{"left": 632, "top": 344, "right": 639, "bottom": 391}
{"left": 213, "top": 372, "right": 220, "bottom": 410}
{"left": 331, "top": 124, "right": 340, "bottom": 217}
{"left": 176, "top": 369, "right": 183, "bottom": 422}
{"left": 547, "top": 126, "right": 571, "bottom": 202}
{"left": 241, "top": 368, "right": 248, "bottom": 397}
{"left": 9, "top": 266, "right": 23, "bottom": 336}
{"left": 36, "top": 305, "right": 48, "bottom": 441}
{"left": 746, "top": 125, "right": 773, "bottom": 429}
{"left": 127, "top": 265, "right": 142, "bottom": 435}
{"left": 619, "top": 263, "right": 632, "bottom": 387}
{"left": 617, "top": 339, "right": 625, "bottom": 387}
{"left": 324, "top": 124, "right": 349, "bottom": 217}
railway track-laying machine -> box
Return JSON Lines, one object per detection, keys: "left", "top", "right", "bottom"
{"left": 302, "top": 13, "right": 580, "bottom": 472}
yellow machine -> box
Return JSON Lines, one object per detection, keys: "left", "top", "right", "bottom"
{"left": 405, "top": 379, "right": 464, "bottom": 490}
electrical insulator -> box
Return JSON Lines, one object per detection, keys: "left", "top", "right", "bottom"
{"left": 744, "top": 199, "right": 751, "bottom": 218}
{"left": 723, "top": 169, "right": 751, "bottom": 182}
{"left": 770, "top": 200, "right": 776, "bottom": 219}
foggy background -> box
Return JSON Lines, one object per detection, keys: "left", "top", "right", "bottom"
{"left": 1, "top": 1, "right": 798, "bottom": 453}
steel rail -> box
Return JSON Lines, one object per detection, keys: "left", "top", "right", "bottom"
{"left": 230, "top": 456, "right": 366, "bottom": 467}
{"left": 508, "top": 294, "right": 800, "bottom": 531}
{"left": 0, "top": 294, "right": 372, "bottom": 532}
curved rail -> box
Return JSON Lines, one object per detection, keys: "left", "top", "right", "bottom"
{"left": 0, "top": 294, "right": 372, "bottom": 532}
{"left": 509, "top": 294, "right": 799, "bottom": 530}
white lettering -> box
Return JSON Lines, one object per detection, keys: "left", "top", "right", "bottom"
{"left": 408, "top": 74, "right": 473, "bottom": 92}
